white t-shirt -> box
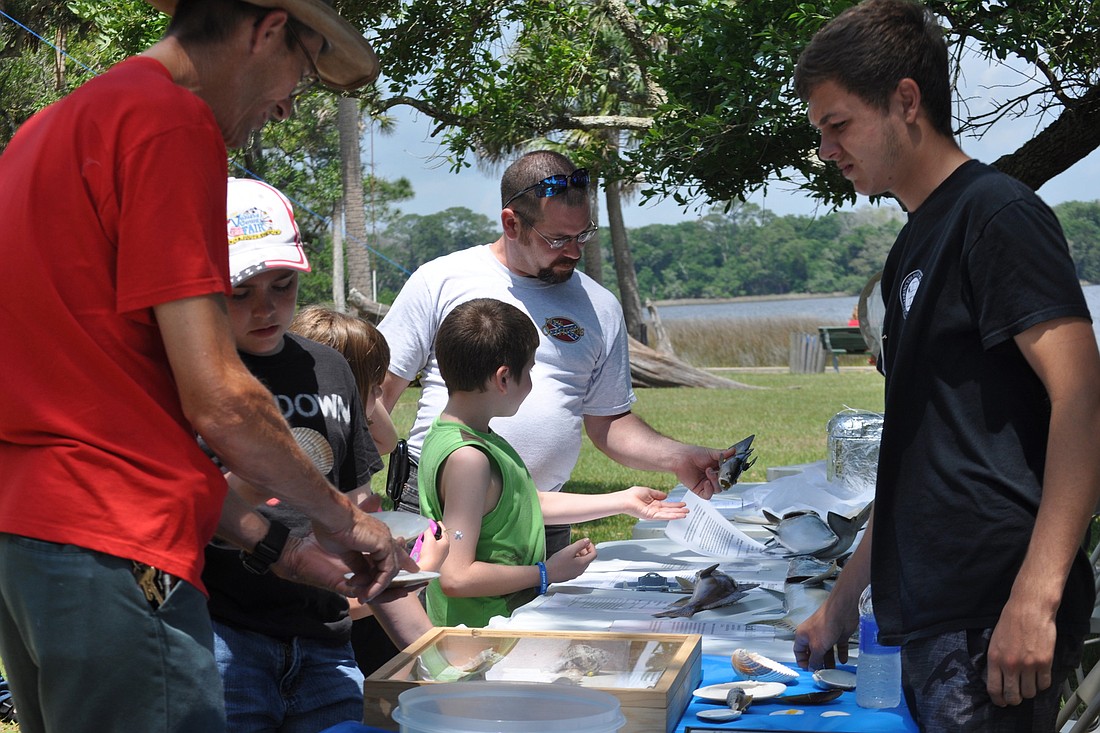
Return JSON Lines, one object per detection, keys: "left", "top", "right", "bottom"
{"left": 379, "top": 244, "right": 635, "bottom": 492}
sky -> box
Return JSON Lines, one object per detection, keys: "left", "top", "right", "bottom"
{"left": 363, "top": 53, "right": 1100, "bottom": 229}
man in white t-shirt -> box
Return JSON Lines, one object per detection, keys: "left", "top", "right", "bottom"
{"left": 379, "top": 150, "right": 732, "bottom": 555}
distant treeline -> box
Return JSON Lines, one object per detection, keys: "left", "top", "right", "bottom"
{"left": 360, "top": 199, "right": 1100, "bottom": 305}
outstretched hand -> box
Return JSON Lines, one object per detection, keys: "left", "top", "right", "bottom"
{"left": 619, "top": 486, "right": 689, "bottom": 520}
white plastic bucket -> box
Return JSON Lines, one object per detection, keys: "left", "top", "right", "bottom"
{"left": 392, "top": 681, "right": 627, "bottom": 733}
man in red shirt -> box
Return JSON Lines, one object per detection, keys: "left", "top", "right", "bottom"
{"left": 0, "top": 2, "right": 413, "bottom": 732}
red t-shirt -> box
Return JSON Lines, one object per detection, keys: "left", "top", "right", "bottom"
{"left": 0, "top": 57, "right": 231, "bottom": 590}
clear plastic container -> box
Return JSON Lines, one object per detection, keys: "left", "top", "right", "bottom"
{"left": 856, "top": 585, "right": 902, "bottom": 709}
{"left": 392, "top": 681, "right": 627, "bottom": 733}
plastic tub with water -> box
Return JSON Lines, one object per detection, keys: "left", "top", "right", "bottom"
{"left": 392, "top": 681, "right": 627, "bottom": 733}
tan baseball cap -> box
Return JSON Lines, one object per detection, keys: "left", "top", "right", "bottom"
{"left": 145, "top": 0, "right": 378, "bottom": 90}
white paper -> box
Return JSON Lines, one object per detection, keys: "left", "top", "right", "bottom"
{"left": 664, "top": 491, "right": 766, "bottom": 557}
{"left": 758, "top": 462, "right": 874, "bottom": 519}
{"left": 609, "top": 618, "right": 777, "bottom": 639}
{"left": 534, "top": 592, "right": 680, "bottom": 615}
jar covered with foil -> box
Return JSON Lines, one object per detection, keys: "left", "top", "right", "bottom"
{"left": 825, "top": 410, "right": 883, "bottom": 498}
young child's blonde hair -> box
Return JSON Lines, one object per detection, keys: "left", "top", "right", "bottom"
{"left": 290, "top": 306, "right": 389, "bottom": 399}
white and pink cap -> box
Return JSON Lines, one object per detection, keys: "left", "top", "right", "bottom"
{"left": 226, "top": 177, "right": 311, "bottom": 286}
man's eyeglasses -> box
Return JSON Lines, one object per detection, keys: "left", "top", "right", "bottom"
{"left": 517, "top": 213, "right": 597, "bottom": 250}
{"left": 503, "top": 168, "right": 590, "bottom": 209}
{"left": 287, "top": 23, "right": 320, "bottom": 97}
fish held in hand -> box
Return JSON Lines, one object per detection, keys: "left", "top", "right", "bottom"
{"left": 718, "top": 434, "right": 757, "bottom": 489}
{"left": 653, "top": 564, "right": 758, "bottom": 618}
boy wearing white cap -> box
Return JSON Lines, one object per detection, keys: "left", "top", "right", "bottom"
{"left": 206, "top": 177, "right": 383, "bottom": 731}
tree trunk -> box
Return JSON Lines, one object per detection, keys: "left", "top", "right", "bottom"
{"left": 605, "top": 177, "right": 645, "bottom": 341}
{"left": 331, "top": 200, "right": 346, "bottom": 311}
{"left": 339, "top": 97, "right": 371, "bottom": 297}
{"left": 628, "top": 337, "right": 760, "bottom": 389}
{"left": 53, "top": 27, "right": 66, "bottom": 91}
{"left": 584, "top": 174, "right": 603, "bottom": 285}
{"left": 347, "top": 288, "right": 390, "bottom": 324}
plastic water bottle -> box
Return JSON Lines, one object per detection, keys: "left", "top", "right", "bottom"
{"left": 856, "top": 584, "right": 902, "bottom": 709}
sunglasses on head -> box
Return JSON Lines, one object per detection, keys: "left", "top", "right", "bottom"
{"left": 503, "top": 168, "right": 590, "bottom": 209}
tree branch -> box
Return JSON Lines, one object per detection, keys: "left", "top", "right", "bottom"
{"left": 555, "top": 114, "right": 655, "bottom": 130}
{"left": 992, "top": 82, "right": 1100, "bottom": 189}
{"left": 600, "top": 0, "right": 667, "bottom": 108}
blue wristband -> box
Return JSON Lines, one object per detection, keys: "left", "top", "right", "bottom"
{"left": 536, "top": 561, "right": 549, "bottom": 595}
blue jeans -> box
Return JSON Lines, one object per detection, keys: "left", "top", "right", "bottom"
{"left": 212, "top": 620, "right": 365, "bottom": 733}
{"left": 0, "top": 533, "right": 225, "bottom": 733}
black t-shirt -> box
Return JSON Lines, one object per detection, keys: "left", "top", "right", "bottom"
{"left": 204, "top": 333, "right": 381, "bottom": 640}
{"left": 874, "top": 160, "right": 1094, "bottom": 645}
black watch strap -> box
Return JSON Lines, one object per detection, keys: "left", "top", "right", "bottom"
{"left": 240, "top": 520, "right": 290, "bottom": 575}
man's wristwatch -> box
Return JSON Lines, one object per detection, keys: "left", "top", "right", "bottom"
{"left": 240, "top": 520, "right": 290, "bottom": 575}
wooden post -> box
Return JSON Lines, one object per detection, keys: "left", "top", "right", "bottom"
{"left": 789, "top": 332, "right": 826, "bottom": 373}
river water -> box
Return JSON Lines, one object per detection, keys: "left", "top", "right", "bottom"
{"left": 657, "top": 284, "right": 1100, "bottom": 342}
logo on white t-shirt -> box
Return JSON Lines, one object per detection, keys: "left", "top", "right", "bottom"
{"left": 542, "top": 316, "right": 585, "bottom": 343}
{"left": 899, "top": 270, "right": 922, "bottom": 319}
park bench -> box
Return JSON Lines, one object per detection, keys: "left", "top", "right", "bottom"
{"left": 818, "top": 325, "right": 871, "bottom": 373}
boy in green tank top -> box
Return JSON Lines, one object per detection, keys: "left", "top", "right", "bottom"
{"left": 418, "top": 298, "right": 690, "bottom": 627}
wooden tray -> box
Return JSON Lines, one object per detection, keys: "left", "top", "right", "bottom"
{"left": 363, "top": 627, "right": 702, "bottom": 733}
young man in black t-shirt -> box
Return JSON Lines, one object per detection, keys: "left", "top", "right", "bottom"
{"left": 789, "top": 2, "right": 1100, "bottom": 730}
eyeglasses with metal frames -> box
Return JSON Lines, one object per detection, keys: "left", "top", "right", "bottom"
{"left": 516, "top": 213, "right": 598, "bottom": 250}
{"left": 503, "top": 168, "right": 590, "bottom": 209}
{"left": 286, "top": 23, "right": 320, "bottom": 97}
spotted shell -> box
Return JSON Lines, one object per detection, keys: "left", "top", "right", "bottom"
{"left": 730, "top": 649, "right": 799, "bottom": 684}
{"left": 291, "top": 426, "right": 335, "bottom": 474}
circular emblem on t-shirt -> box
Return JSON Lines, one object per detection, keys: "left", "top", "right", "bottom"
{"left": 542, "top": 316, "right": 585, "bottom": 342}
{"left": 899, "top": 269, "right": 922, "bottom": 319}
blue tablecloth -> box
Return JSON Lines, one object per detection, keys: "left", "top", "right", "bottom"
{"left": 674, "top": 655, "right": 917, "bottom": 732}
{"left": 318, "top": 723, "right": 392, "bottom": 733}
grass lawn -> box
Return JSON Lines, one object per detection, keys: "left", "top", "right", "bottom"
{"left": 372, "top": 369, "right": 886, "bottom": 544}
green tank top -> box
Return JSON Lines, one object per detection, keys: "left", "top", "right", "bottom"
{"left": 418, "top": 418, "right": 547, "bottom": 627}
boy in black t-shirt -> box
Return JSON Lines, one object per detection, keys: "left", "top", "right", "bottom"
{"left": 206, "top": 178, "right": 438, "bottom": 732}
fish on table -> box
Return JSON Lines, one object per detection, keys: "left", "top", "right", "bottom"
{"left": 653, "top": 563, "right": 759, "bottom": 618}
{"left": 749, "top": 555, "right": 839, "bottom": 638}
{"left": 761, "top": 501, "right": 872, "bottom": 559}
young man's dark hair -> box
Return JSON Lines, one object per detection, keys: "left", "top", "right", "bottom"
{"left": 794, "top": 0, "right": 953, "bottom": 138}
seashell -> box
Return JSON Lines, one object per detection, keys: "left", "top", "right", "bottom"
{"left": 725, "top": 687, "right": 753, "bottom": 712}
{"left": 813, "top": 668, "right": 857, "bottom": 691}
{"left": 730, "top": 648, "right": 799, "bottom": 684}
{"left": 291, "top": 426, "right": 334, "bottom": 474}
